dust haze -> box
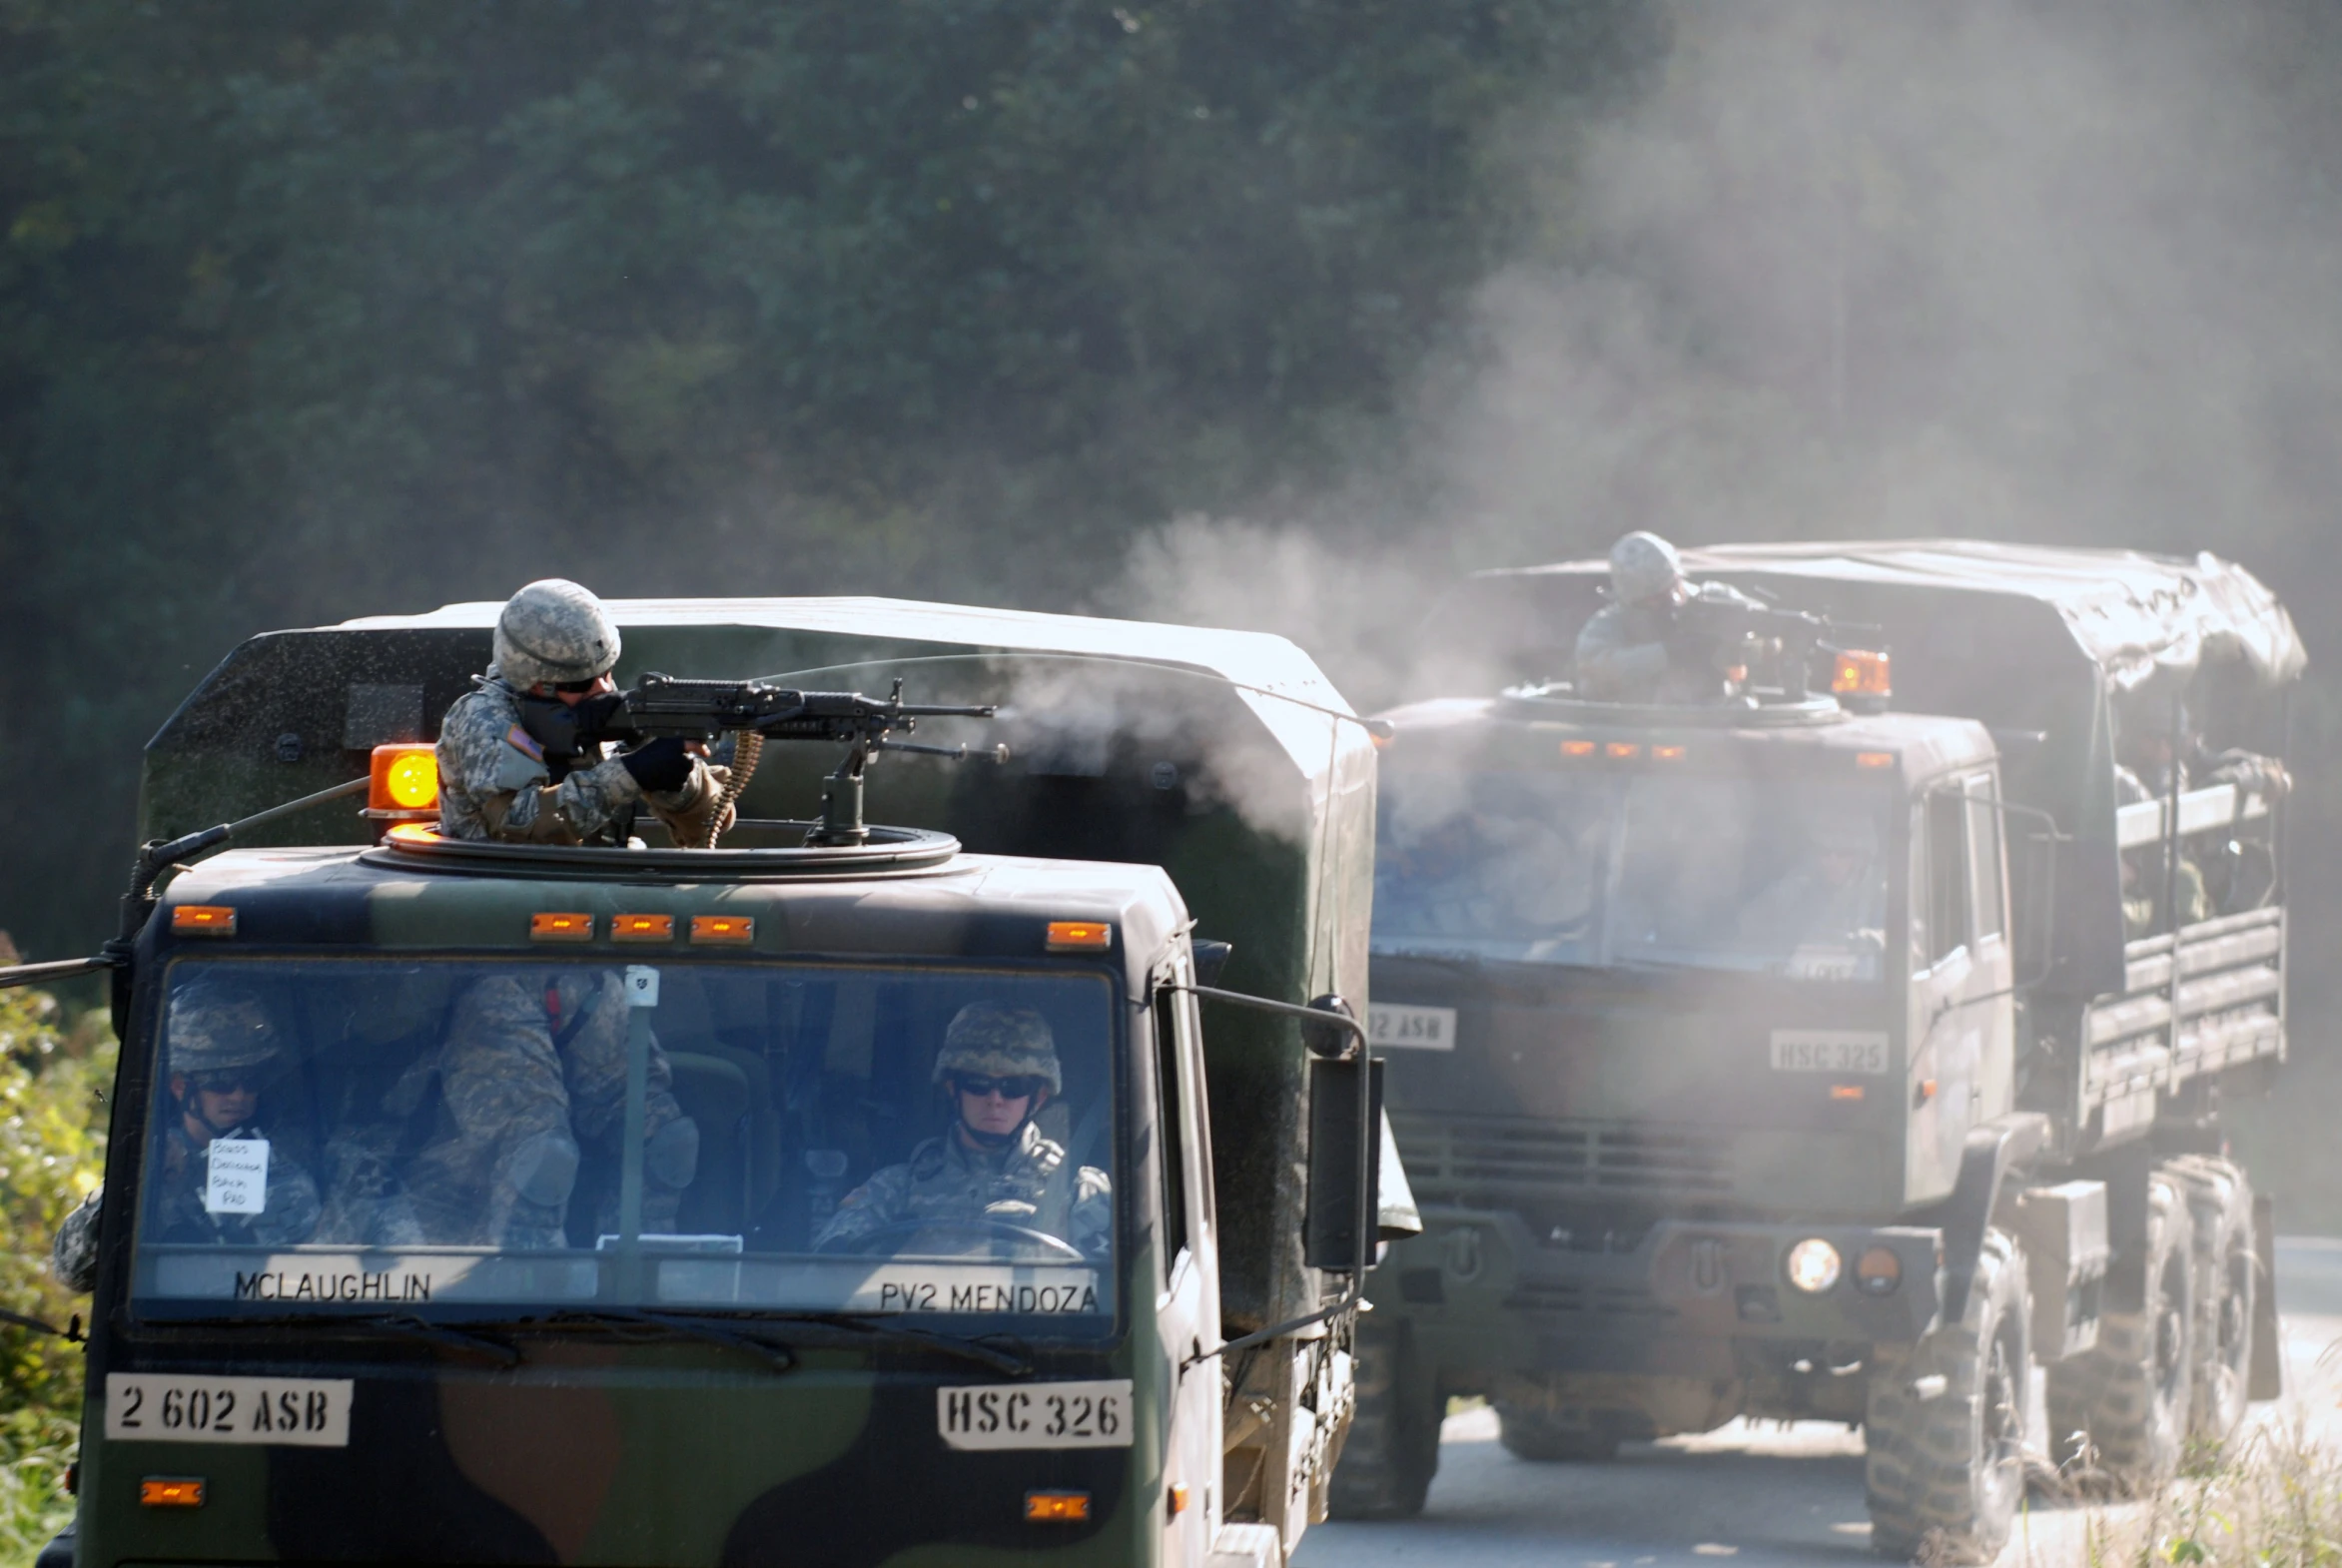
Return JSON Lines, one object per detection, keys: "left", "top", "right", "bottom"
{"left": 1107, "top": 0, "right": 2342, "bottom": 716}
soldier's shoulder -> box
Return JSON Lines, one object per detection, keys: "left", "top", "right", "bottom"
{"left": 904, "top": 1140, "right": 950, "bottom": 1180}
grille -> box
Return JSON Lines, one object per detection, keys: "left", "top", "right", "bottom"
{"left": 1502, "top": 1280, "right": 1670, "bottom": 1319}
{"left": 1394, "top": 1114, "right": 1733, "bottom": 1201}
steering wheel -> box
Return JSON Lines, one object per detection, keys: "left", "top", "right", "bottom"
{"left": 817, "top": 1217, "right": 1089, "bottom": 1264}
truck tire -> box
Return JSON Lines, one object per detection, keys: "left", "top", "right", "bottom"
{"left": 1864, "top": 1227, "right": 2029, "bottom": 1564}
{"left": 1493, "top": 1405, "right": 1621, "bottom": 1463}
{"left": 2163, "top": 1155, "right": 2254, "bottom": 1449}
{"left": 1327, "top": 1318, "right": 1440, "bottom": 1520}
{"left": 2045, "top": 1170, "right": 2194, "bottom": 1484}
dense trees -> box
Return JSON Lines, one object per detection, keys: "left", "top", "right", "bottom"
{"left": 0, "top": 0, "right": 1660, "bottom": 958}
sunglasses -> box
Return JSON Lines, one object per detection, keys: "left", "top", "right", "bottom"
{"left": 550, "top": 677, "right": 604, "bottom": 695}
{"left": 189, "top": 1069, "right": 270, "bottom": 1096}
{"left": 948, "top": 1073, "right": 1045, "bottom": 1102}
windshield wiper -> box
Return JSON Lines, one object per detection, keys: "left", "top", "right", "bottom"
{"left": 732, "top": 1312, "right": 1034, "bottom": 1377}
{"left": 144, "top": 1310, "right": 522, "bottom": 1367}
{"left": 482, "top": 1308, "right": 796, "bottom": 1373}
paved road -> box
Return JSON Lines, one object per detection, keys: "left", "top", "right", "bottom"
{"left": 1294, "top": 1239, "right": 2342, "bottom": 1568}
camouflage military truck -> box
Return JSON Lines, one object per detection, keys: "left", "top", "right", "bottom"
{"left": 19, "top": 598, "right": 1410, "bottom": 1568}
{"left": 1333, "top": 542, "right": 2297, "bottom": 1562}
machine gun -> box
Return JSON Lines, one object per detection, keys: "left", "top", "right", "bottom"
{"left": 1670, "top": 585, "right": 1883, "bottom": 704}
{"left": 519, "top": 675, "right": 1006, "bottom": 846}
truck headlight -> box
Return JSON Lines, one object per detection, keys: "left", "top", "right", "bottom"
{"left": 1784, "top": 1237, "right": 1843, "bottom": 1294}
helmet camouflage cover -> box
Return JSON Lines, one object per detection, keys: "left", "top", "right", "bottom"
{"left": 932, "top": 1003, "right": 1061, "bottom": 1095}
{"left": 169, "top": 982, "right": 283, "bottom": 1077}
{"left": 1609, "top": 530, "right": 1688, "bottom": 607}
{"left": 493, "top": 578, "right": 622, "bottom": 689}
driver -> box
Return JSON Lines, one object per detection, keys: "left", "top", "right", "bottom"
{"left": 816, "top": 1003, "right": 1110, "bottom": 1258}
{"left": 1735, "top": 810, "right": 1886, "bottom": 960}
{"left": 149, "top": 981, "right": 322, "bottom": 1247}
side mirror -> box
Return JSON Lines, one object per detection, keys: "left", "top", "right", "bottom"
{"left": 1304, "top": 1054, "right": 1383, "bottom": 1270}
{"left": 1191, "top": 939, "right": 1233, "bottom": 989}
{"left": 1299, "top": 994, "right": 1356, "bottom": 1059}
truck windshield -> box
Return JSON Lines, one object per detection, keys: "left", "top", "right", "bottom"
{"left": 131, "top": 958, "right": 1118, "bottom": 1326}
{"left": 1374, "top": 768, "right": 1892, "bottom": 981}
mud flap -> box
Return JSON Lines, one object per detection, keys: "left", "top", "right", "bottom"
{"left": 2249, "top": 1192, "right": 2283, "bottom": 1400}
{"left": 1207, "top": 1521, "right": 1285, "bottom": 1568}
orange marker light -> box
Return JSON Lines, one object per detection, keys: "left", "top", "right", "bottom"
{"left": 1046, "top": 922, "right": 1113, "bottom": 952}
{"left": 1169, "top": 1483, "right": 1190, "bottom": 1518}
{"left": 529, "top": 912, "right": 594, "bottom": 943}
{"left": 1560, "top": 739, "right": 1597, "bottom": 758}
{"left": 1025, "top": 1490, "right": 1091, "bottom": 1523}
{"left": 611, "top": 914, "right": 674, "bottom": 943}
{"left": 1606, "top": 742, "right": 1640, "bottom": 760}
{"left": 367, "top": 744, "right": 440, "bottom": 816}
{"left": 1830, "top": 1084, "right": 1866, "bottom": 1102}
{"left": 1832, "top": 649, "right": 1893, "bottom": 698}
{"left": 1856, "top": 751, "right": 1897, "bottom": 770}
{"left": 141, "top": 1477, "right": 205, "bottom": 1508}
{"left": 690, "top": 915, "right": 755, "bottom": 946}
{"left": 171, "top": 905, "right": 237, "bottom": 937}
{"left": 1652, "top": 744, "right": 1687, "bottom": 762}
{"left": 1856, "top": 1246, "right": 1904, "bottom": 1296}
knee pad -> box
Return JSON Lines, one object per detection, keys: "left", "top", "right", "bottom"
{"left": 507, "top": 1130, "right": 580, "bottom": 1207}
{"left": 647, "top": 1117, "right": 700, "bottom": 1189}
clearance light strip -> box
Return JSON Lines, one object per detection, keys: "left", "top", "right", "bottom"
{"left": 141, "top": 1477, "right": 205, "bottom": 1509}
{"left": 172, "top": 906, "right": 237, "bottom": 937}
{"left": 529, "top": 912, "right": 594, "bottom": 943}
{"left": 611, "top": 914, "right": 674, "bottom": 943}
{"left": 691, "top": 916, "right": 755, "bottom": 946}
{"left": 1046, "top": 922, "right": 1113, "bottom": 953}
{"left": 1025, "top": 1491, "right": 1091, "bottom": 1523}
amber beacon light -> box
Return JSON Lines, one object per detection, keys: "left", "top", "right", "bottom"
{"left": 367, "top": 744, "right": 441, "bottom": 819}
{"left": 1831, "top": 649, "right": 1893, "bottom": 712}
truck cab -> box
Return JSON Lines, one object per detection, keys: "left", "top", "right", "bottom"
{"left": 42, "top": 598, "right": 1401, "bottom": 1568}
{"left": 1338, "top": 541, "right": 2297, "bottom": 1563}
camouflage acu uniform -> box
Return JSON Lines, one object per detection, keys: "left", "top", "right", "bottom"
{"left": 1574, "top": 582, "right": 1768, "bottom": 703}
{"left": 52, "top": 1186, "right": 103, "bottom": 1292}
{"left": 438, "top": 676, "right": 725, "bottom": 846}
{"left": 150, "top": 1121, "right": 323, "bottom": 1248}
{"left": 816, "top": 1124, "right": 1112, "bottom": 1258}
{"left": 402, "top": 971, "right": 698, "bottom": 1248}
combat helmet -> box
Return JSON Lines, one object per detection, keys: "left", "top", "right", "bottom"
{"left": 933, "top": 1002, "right": 1061, "bottom": 1096}
{"left": 1609, "top": 531, "right": 1689, "bottom": 608}
{"left": 493, "top": 579, "right": 622, "bottom": 690}
{"left": 168, "top": 981, "right": 283, "bottom": 1078}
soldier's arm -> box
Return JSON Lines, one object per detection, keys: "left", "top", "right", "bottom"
{"left": 51, "top": 1186, "right": 103, "bottom": 1293}
{"left": 252, "top": 1156, "right": 324, "bottom": 1247}
{"left": 1070, "top": 1168, "right": 1113, "bottom": 1259}
{"left": 814, "top": 1165, "right": 911, "bottom": 1246}
{"left": 1574, "top": 609, "right": 1670, "bottom": 696}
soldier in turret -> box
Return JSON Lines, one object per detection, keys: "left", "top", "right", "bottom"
{"left": 437, "top": 579, "right": 733, "bottom": 846}
{"left": 1574, "top": 532, "right": 1770, "bottom": 703}
{"left": 817, "top": 1003, "right": 1111, "bottom": 1259}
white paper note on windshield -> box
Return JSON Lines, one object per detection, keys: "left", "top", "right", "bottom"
{"left": 205, "top": 1139, "right": 270, "bottom": 1214}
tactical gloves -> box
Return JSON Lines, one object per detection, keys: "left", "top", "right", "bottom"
{"left": 619, "top": 736, "right": 694, "bottom": 793}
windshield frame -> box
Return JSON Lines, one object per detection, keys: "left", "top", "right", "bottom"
{"left": 112, "top": 949, "right": 1138, "bottom": 1346}
{"left": 1371, "top": 753, "right": 1906, "bottom": 988}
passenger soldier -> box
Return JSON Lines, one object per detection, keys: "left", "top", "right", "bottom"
{"left": 146, "top": 981, "right": 322, "bottom": 1248}
{"left": 817, "top": 1003, "right": 1110, "bottom": 1258}
{"left": 401, "top": 971, "right": 700, "bottom": 1249}
{"left": 1574, "top": 531, "right": 1770, "bottom": 703}
{"left": 437, "top": 579, "right": 733, "bottom": 847}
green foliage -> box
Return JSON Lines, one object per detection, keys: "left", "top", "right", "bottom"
{"left": 0, "top": 983, "right": 114, "bottom": 1568}
{"left": 0, "top": 0, "right": 1661, "bottom": 964}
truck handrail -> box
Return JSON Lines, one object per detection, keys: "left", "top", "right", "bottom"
{"left": 2115, "top": 781, "right": 2270, "bottom": 850}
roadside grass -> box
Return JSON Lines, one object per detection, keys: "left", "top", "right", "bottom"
{"left": 2052, "top": 1421, "right": 2342, "bottom": 1566}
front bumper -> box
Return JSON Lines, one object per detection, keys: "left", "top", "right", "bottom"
{"left": 1375, "top": 1206, "right": 1944, "bottom": 1377}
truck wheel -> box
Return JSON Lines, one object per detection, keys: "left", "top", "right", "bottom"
{"left": 2164, "top": 1155, "right": 2255, "bottom": 1450}
{"left": 1493, "top": 1404, "right": 1621, "bottom": 1462}
{"left": 2045, "top": 1170, "right": 2194, "bottom": 1484}
{"left": 1864, "top": 1227, "right": 2029, "bottom": 1564}
{"left": 1327, "top": 1318, "right": 1440, "bottom": 1520}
